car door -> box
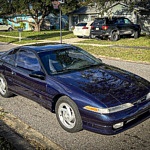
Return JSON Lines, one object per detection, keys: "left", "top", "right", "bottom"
{"left": 0, "top": 23, "right": 4, "bottom": 30}
{"left": 123, "top": 18, "right": 135, "bottom": 35}
{"left": 115, "top": 18, "right": 133, "bottom": 35}
{"left": 13, "top": 49, "right": 49, "bottom": 106}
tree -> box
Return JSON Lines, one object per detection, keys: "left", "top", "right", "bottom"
{"left": 0, "top": 0, "right": 56, "bottom": 31}
{"left": 60, "top": 0, "right": 85, "bottom": 14}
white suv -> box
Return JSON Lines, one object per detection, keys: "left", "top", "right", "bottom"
{"left": 73, "top": 21, "right": 93, "bottom": 38}
{"left": 0, "top": 23, "right": 13, "bottom": 31}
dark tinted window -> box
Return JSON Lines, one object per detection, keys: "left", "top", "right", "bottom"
{"left": 93, "top": 18, "right": 105, "bottom": 26}
{"left": 124, "top": 18, "right": 132, "bottom": 24}
{"left": 16, "top": 50, "right": 41, "bottom": 71}
{"left": 76, "top": 23, "right": 87, "bottom": 26}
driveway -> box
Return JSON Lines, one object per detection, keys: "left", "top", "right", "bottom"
{"left": 0, "top": 42, "right": 150, "bottom": 150}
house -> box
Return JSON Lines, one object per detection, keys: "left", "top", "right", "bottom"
{"left": 0, "top": 13, "right": 68, "bottom": 31}
{"left": 69, "top": 2, "right": 150, "bottom": 34}
{"left": 0, "top": 15, "right": 36, "bottom": 30}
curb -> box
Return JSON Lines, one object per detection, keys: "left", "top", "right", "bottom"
{"left": 0, "top": 107, "right": 63, "bottom": 150}
{"left": 0, "top": 120, "right": 34, "bottom": 150}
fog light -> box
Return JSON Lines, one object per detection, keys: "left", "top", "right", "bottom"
{"left": 113, "top": 122, "right": 124, "bottom": 129}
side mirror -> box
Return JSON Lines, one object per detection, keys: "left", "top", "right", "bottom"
{"left": 29, "top": 71, "right": 46, "bottom": 80}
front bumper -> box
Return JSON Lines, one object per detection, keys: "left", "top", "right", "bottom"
{"left": 81, "top": 101, "right": 150, "bottom": 135}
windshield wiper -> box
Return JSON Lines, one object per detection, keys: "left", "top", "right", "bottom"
{"left": 52, "top": 68, "right": 77, "bottom": 74}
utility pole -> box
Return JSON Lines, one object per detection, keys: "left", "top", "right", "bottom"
{"left": 52, "top": 0, "right": 65, "bottom": 44}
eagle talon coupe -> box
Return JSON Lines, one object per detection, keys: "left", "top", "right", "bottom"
{"left": 0, "top": 43, "right": 150, "bottom": 135}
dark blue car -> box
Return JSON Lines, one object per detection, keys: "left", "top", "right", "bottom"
{"left": 0, "top": 43, "right": 150, "bottom": 135}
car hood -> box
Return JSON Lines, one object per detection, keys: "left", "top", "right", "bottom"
{"left": 55, "top": 64, "right": 150, "bottom": 107}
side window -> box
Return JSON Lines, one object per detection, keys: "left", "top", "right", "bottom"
{"left": 16, "top": 50, "right": 41, "bottom": 71}
{"left": 124, "top": 18, "right": 132, "bottom": 24}
{"left": 1, "top": 49, "right": 17, "bottom": 66}
{"left": 116, "top": 18, "right": 125, "bottom": 24}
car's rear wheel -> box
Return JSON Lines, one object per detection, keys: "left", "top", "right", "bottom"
{"left": 0, "top": 74, "right": 13, "bottom": 98}
{"left": 77, "top": 36, "right": 83, "bottom": 38}
{"left": 55, "top": 96, "right": 82, "bottom": 133}
{"left": 8, "top": 28, "right": 13, "bottom": 31}
{"left": 110, "top": 31, "right": 120, "bottom": 41}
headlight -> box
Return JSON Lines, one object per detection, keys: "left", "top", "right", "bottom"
{"left": 83, "top": 103, "right": 134, "bottom": 114}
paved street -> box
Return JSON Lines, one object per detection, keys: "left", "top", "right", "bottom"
{"left": 0, "top": 43, "right": 150, "bottom": 150}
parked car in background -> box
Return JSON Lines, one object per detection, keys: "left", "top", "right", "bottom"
{"left": 0, "top": 23, "right": 13, "bottom": 31}
{"left": 0, "top": 43, "right": 150, "bottom": 135}
{"left": 73, "top": 21, "right": 93, "bottom": 38}
{"left": 90, "top": 17, "right": 141, "bottom": 41}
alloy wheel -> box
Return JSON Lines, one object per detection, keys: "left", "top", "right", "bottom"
{"left": 58, "top": 102, "right": 76, "bottom": 129}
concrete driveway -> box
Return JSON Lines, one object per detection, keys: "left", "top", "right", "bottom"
{"left": 0, "top": 42, "right": 150, "bottom": 150}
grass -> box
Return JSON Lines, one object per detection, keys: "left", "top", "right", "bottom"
{"left": 80, "top": 36, "right": 150, "bottom": 47}
{"left": 77, "top": 45, "right": 150, "bottom": 63}
{"left": 0, "top": 30, "right": 76, "bottom": 41}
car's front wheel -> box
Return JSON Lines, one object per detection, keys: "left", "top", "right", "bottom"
{"left": 89, "top": 33, "right": 96, "bottom": 39}
{"left": 0, "top": 74, "right": 13, "bottom": 98}
{"left": 134, "top": 31, "right": 139, "bottom": 39}
{"left": 55, "top": 96, "right": 82, "bottom": 133}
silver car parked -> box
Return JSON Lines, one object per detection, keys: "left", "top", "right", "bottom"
{"left": 0, "top": 23, "right": 13, "bottom": 31}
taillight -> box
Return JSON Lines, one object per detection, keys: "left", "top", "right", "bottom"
{"left": 102, "top": 25, "right": 108, "bottom": 30}
{"left": 82, "top": 26, "right": 88, "bottom": 29}
{"left": 91, "top": 26, "right": 94, "bottom": 29}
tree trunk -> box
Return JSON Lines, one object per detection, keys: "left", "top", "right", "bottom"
{"left": 34, "top": 23, "right": 40, "bottom": 32}
{"left": 34, "top": 19, "right": 44, "bottom": 32}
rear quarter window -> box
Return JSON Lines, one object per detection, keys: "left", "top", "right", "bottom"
{"left": 1, "top": 50, "right": 17, "bottom": 66}
{"left": 16, "top": 50, "right": 41, "bottom": 71}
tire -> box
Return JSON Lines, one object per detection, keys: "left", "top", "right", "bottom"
{"left": 110, "top": 31, "right": 120, "bottom": 41}
{"left": 77, "top": 36, "right": 83, "bottom": 38}
{"left": 134, "top": 31, "right": 139, "bottom": 39}
{"left": 0, "top": 74, "right": 13, "bottom": 98}
{"left": 8, "top": 28, "right": 13, "bottom": 31}
{"left": 55, "top": 96, "right": 82, "bottom": 133}
{"left": 89, "top": 33, "right": 95, "bottom": 39}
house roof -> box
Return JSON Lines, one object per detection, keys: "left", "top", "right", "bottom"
{"left": 70, "top": 5, "right": 100, "bottom": 15}
{"left": 70, "top": 1, "right": 150, "bottom": 15}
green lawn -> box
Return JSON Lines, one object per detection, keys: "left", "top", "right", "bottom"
{"left": 77, "top": 45, "right": 150, "bottom": 63}
{"left": 79, "top": 36, "right": 150, "bottom": 47}
{"left": 0, "top": 30, "right": 76, "bottom": 41}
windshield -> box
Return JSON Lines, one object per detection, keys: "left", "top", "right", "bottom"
{"left": 39, "top": 46, "right": 102, "bottom": 75}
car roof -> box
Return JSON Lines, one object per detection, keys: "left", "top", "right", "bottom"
{"left": 19, "top": 43, "right": 73, "bottom": 53}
